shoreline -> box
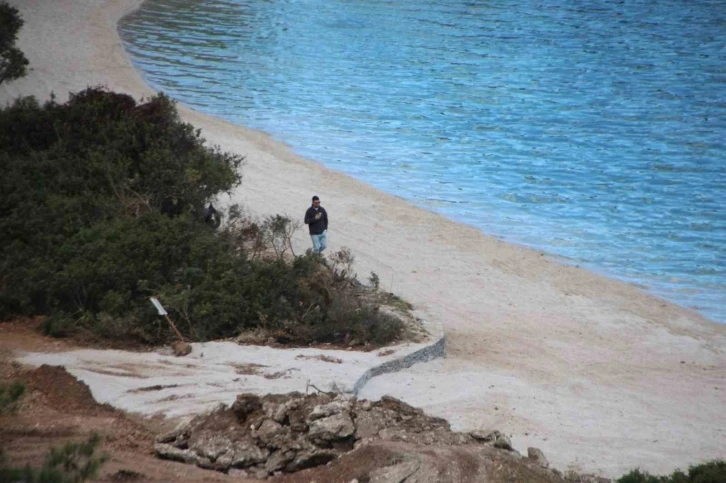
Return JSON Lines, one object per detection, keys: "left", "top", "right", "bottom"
{"left": 2, "top": 0, "right": 725, "bottom": 478}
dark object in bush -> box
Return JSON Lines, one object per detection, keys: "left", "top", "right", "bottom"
{"left": 203, "top": 203, "right": 222, "bottom": 229}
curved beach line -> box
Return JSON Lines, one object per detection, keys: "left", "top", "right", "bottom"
{"left": 2, "top": 0, "right": 725, "bottom": 478}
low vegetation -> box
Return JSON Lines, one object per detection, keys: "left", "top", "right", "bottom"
{"left": 0, "top": 380, "right": 25, "bottom": 414}
{"left": 0, "top": 88, "right": 404, "bottom": 347}
{"left": 616, "top": 461, "right": 726, "bottom": 483}
{"left": 0, "top": 434, "right": 107, "bottom": 483}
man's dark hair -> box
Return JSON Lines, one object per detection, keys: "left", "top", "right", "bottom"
{"left": 312, "top": 195, "right": 319, "bottom": 201}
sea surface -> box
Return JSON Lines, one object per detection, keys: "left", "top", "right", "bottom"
{"left": 119, "top": 0, "right": 725, "bottom": 322}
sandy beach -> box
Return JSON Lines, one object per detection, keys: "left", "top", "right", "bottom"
{"left": 1, "top": 0, "right": 724, "bottom": 478}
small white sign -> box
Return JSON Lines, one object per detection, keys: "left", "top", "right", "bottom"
{"left": 150, "top": 297, "right": 168, "bottom": 316}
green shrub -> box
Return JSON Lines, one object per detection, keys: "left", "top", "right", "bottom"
{"left": 0, "top": 433, "right": 107, "bottom": 483}
{"left": 0, "top": 380, "right": 25, "bottom": 414}
{"left": 0, "top": 88, "right": 242, "bottom": 330}
{"left": 0, "top": 1, "right": 29, "bottom": 84}
{"left": 617, "top": 461, "right": 726, "bottom": 483}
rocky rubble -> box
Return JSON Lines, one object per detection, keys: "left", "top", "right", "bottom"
{"left": 154, "top": 392, "right": 559, "bottom": 480}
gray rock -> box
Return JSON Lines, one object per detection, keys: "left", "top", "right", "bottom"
{"left": 527, "top": 447, "right": 549, "bottom": 468}
{"left": 287, "top": 447, "right": 337, "bottom": 472}
{"left": 263, "top": 401, "right": 286, "bottom": 424}
{"left": 354, "top": 411, "right": 383, "bottom": 439}
{"left": 189, "top": 434, "right": 234, "bottom": 461}
{"left": 231, "top": 439, "right": 269, "bottom": 467}
{"left": 264, "top": 399, "right": 301, "bottom": 424}
{"left": 215, "top": 449, "right": 235, "bottom": 470}
{"left": 493, "top": 434, "right": 514, "bottom": 451}
{"left": 289, "top": 420, "right": 308, "bottom": 433}
{"left": 256, "top": 419, "right": 285, "bottom": 446}
{"left": 154, "top": 443, "right": 199, "bottom": 465}
{"left": 308, "top": 396, "right": 353, "bottom": 422}
{"left": 470, "top": 429, "right": 499, "bottom": 442}
{"left": 264, "top": 450, "right": 293, "bottom": 473}
{"left": 308, "top": 412, "right": 356, "bottom": 441}
{"left": 207, "top": 402, "right": 227, "bottom": 415}
{"left": 155, "top": 419, "right": 192, "bottom": 444}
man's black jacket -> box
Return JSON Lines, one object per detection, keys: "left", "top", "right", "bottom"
{"left": 304, "top": 206, "right": 328, "bottom": 235}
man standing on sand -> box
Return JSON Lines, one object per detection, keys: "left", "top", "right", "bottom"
{"left": 304, "top": 195, "right": 328, "bottom": 253}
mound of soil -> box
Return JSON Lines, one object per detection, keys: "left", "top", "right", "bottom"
{"left": 25, "top": 364, "right": 118, "bottom": 416}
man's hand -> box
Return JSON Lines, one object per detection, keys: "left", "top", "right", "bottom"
{"left": 315, "top": 212, "right": 322, "bottom": 220}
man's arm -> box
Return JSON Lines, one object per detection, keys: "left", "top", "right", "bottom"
{"left": 323, "top": 208, "right": 329, "bottom": 231}
{"left": 304, "top": 208, "right": 313, "bottom": 225}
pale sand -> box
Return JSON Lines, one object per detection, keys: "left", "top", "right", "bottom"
{"left": 1, "top": 0, "right": 724, "bottom": 478}
{"left": 16, "top": 339, "right": 438, "bottom": 418}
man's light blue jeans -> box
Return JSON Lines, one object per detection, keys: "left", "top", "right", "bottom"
{"left": 311, "top": 231, "right": 327, "bottom": 253}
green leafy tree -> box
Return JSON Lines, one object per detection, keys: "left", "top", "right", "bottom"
{"left": 0, "top": 1, "right": 29, "bottom": 84}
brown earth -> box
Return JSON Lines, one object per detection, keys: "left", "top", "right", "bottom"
{"left": 0, "top": 321, "right": 593, "bottom": 483}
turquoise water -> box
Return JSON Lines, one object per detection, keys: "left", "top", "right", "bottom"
{"left": 120, "top": 0, "right": 725, "bottom": 322}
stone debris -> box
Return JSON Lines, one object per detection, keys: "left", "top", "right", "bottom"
{"left": 469, "top": 429, "right": 515, "bottom": 451}
{"left": 153, "top": 392, "right": 590, "bottom": 481}
{"left": 154, "top": 391, "right": 525, "bottom": 477}
{"left": 492, "top": 433, "right": 514, "bottom": 451}
{"left": 528, "top": 447, "right": 550, "bottom": 468}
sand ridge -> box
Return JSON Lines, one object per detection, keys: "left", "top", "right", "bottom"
{"left": 1, "top": 0, "right": 724, "bottom": 478}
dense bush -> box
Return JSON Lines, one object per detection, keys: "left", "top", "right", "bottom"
{"left": 617, "top": 461, "right": 726, "bottom": 483}
{"left": 0, "top": 1, "right": 29, "bottom": 84}
{"left": 0, "top": 89, "right": 241, "bottom": 329}
{"left": 0, "top": 88, "right": 404, "bottom": 346}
